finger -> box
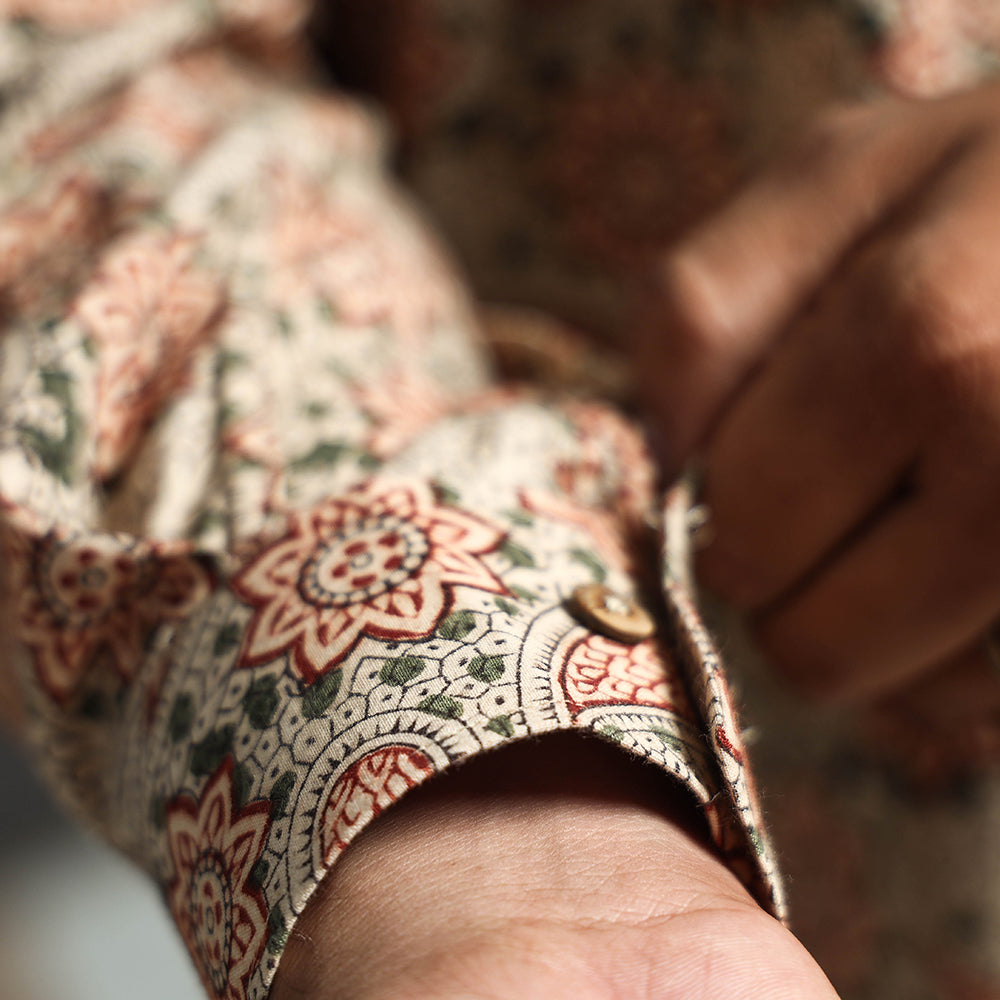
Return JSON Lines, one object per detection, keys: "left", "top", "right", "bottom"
{"left": 693, "top": 257, "right": 919, "bottom": 610}
{"left": 756, "top": 429, "right": 1000, "bottom": 701}
{"left": 702, "top": 118, "right": 1000, "bottom": 616}
{"left": 634, "top": 96, "right": 969, "bottom": 470}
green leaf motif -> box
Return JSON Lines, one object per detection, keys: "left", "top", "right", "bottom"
{"left": 651, "top": 726, "right": 686, "bottom": 755}
{"left": 79, "top": 690, "right": 105, "bottom": 720}
{"left": 149, "top": 795, "right": 167, "bottom": 831}
{"left": 509, "top": 585, "right": 538, "bottom": 605}
{"left": 269, "top": 770, "right": 297, "bottom": 820}
{"left": 599, "top": 724, "right": 624, "bottom": 744}
{"left": 39, "top": 369, "right": 70, "bottom": 397}
{"left": 570, "top": 548, "right": 607, "bottom": 583}
{"left": 291, "top": 440, "right": 348, "bottom": 471}
{"left": 438, "top": 610, "right": 476, "bottom": 641}
{"left": 233, "top": 762, "right": 252, "bottom": 810}
{"left": 217, "top": 349, "right": 249, "bottom": 373}
{"left": 213, "top": 622, "right": 243, "bottom": 658}
{"left": 485, "top": 714, "right": 515, "bottom": 738}
{"left": 468, "top": 654, "right": 505, "bottom": 683}
{"left": 168, "top": 694, "right": 194, "bottom": 744}
{"left": 431, "top": 481, "right": 460, "bottom": 506}
{"left": 18, "top": 369, "right": 82, "bottom": 485}
{"left": 10, "top": 16, "right": 42, "bottom": 39}
{"left": 266, "top": 908, "right": 289, "bottom": 956}
{"left": 275, "top": 311, "right": 293, "bottom": 339}
{"left": 417, "top": 694, "right": 463, "bottom": 719}
{"left": 242, "top": 675, "right": 280, "bottom": 730}
{"left": 380, "top": 655, "right": 426, "bottom": 686}
{"left": 217, "top": 402, "right": 239, "bottom": 431}
{"left": 499, "top": 539, "right": 536, "bottom": 568}
{"left": 212, "top": 192, "right": 236, "bottom": 218}
{"left": 191, "top": 509, "right": 227, "bottom": 539}
{"left": 494, "top": 597, "right": 520, "bottom": 617}
{"left": 303, "top": 401, "right": 329, "bottom": 419}
{"left": 505, "top": 509, "right": 535, "bottom": 527}
{"left": 190, "top": 727, "right": 235, "bottom": 777}
{"left": 302, "top": 670, "right": 342, "bottom": 720}
{"left": 250, "top": 858, "right": 270, "bottom": 889}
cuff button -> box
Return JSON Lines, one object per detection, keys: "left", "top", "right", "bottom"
{"left": 569, "top": 583, "right": 656, "bottom": 644}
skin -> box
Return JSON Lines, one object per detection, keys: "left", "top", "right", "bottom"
{"left": 270, "top": 734, "right": 839, "bottom": 1000}
{"left": 634, "top": 82, "right": 1000, "bottom": 717}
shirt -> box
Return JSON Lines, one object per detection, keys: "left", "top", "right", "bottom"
{"left": 0, "top": 3, "right": 998, "bottom": 999}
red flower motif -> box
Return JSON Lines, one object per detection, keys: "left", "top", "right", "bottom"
{"left": 232, "top": 479, "right": 508, "bottom": 682}
{"left": 352, "top": 368, "right": 450, "bottom": 459}
{"left": 519, "top": 487, "right": 631, "bottom": 575}
{"left": 559, "top": 400, "right": 656, "bottom": 524}
{"left": 5, "top": 522, "right": 212, "bottom": 703}
{"left": 166, "top": 760, "right": 272, "bottom": 1000}
{"left": 109, "top": 59, "right": 220, "bottom": 159}
{"left": 27, "top": 98, "right": 120, "bottom": 165}
{"left": 560, "top": 633, "right": 693, "bottom": 719}
{"left": 74, "top": 231, "right": 225, "bottom": 480}
{"left": 265, "top": 163, "right": 457, "bottom": 343}
{"left": 0, "top": 172, "right": 113, "bottom": 315}
{"left": 321, "top": 745, "right": 435, "bottom": 860}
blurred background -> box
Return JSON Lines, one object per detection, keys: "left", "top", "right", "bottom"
{"left": 0, "top": 733, "right": 201, "bottom": 1000}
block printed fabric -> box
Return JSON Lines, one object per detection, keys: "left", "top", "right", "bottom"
{"left": 1, "top": 3, "right": 1000, "bottom": 1000}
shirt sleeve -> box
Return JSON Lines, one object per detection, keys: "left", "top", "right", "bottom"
{"left": 0, "top": 4, "right": 782, "bottom": 999}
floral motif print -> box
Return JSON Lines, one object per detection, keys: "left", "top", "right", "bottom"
{"left": 353, "top": 368, "right": 451, "bottom": 460}
{"left": 166, "top": 758, "right": 272, "bottom": 1000}
{"left": 321, "top": 745, "right": 435, "bottom": 859}
{"left": 519, "top": 487, "right": 632, "bottom": 574}
{"left": 0, "top": 172, "right": 113, "bottom": 316}
{"left": 265, "top": 163, "right": 459, "bottom": 343}
{"left": 25, "top": 98, "right": 121, "bottom": 166}
{"left": 74, "top": 230, "right": 225, "bottom": 479}
{"left": 558, "top": 401, "right": 656, "bottom": 523}
{"left": 559, "top": 633, "right": 693, "bottom": 718}
{"left": 6, "top": 524, "right": 211, "bottom": 702}
{"left": 232, "top": 479, "right": 509, "bottom": 683}
{"left": 108, "top": 56, "right": 229, "bottom": 160}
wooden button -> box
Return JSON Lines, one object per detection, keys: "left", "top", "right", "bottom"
{"left": 569, "top": 583, "right": 655, "bottom": 644}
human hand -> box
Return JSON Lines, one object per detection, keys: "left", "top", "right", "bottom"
{"left": 634, "top": 82, "right": 1000, "bottom": 705}
{"left": 269, "top": 735, "right": 838, "bottom": 1000}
